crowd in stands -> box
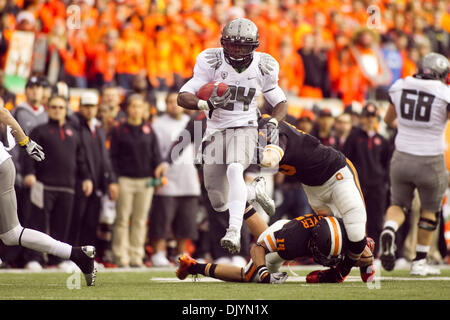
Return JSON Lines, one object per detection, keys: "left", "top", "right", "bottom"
{"left": 0, "top": 0, "right": 449, "bottom": 269}
{"left": 0, "top": 0, "right": 449, "bottom": 102}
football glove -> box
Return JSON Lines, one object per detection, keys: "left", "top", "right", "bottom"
{"left": 261, "top": 118, "right": 279, "bottom": 146}
{"left": 207, "top": 85, "right": 232, "bottom": 110}
{"left": 22, "top": 138, "right": 45, "bottom": 162}
{"left": 257, "top": 265, "right": 288, "bottom": 284}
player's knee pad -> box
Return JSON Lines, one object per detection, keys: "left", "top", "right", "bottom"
{"left": 208, "top": 190, "right": 228, "bottom": 212}
{"left": 418, "top": 214, "right": 439, "bottom": 231}
{"left": 0, "top": 224, "right": 24, "bottom": 246}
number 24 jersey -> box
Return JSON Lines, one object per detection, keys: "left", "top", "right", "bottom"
{"left": 388, "top": 76, "right": 450, "bottom": 156}
{"left": 180, "top": 48, "right": 287, "bottom": 130}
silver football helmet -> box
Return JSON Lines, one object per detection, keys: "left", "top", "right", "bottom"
{"left": 220, "top": 18, "right": 259, "bottom": 70}
{"left": 415, "top": 52, "right": 450, "bottom": 82}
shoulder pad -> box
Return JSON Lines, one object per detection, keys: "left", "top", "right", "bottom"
{"left": 203, "top": 48, "right": 223, "bottom": 70}
{"left": 258, "top": 53, "right": 277, "bottom": 76}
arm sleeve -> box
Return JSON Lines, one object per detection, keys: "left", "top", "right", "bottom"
{"left": 76, "top": 135, "right": 90, "bottom": 181}
{"left": 260, "top": 54, "right": 287, "bottom": 107}
{"left": 100, "top": 130, "right": 117, "bottom": 185}
{"left": 179, "top": 50, "right": 214, "bottom": 95}
{"left": 151, "top": 129, "right": 163, "bottom": 169}
{"left": 108, "top": 126, "right": 120, "bottom": 177}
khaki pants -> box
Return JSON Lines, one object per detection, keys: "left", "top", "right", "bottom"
{"left": 112, "top": 177, "right": 154, "bottom": 266}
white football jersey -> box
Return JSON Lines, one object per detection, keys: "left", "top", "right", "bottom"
{"left": 0, "top": 141, "right": 12, "bottom": 165}
{"left": 388, "top": 76, "right": 450, "bottom": 156}
{"left": 180, "top": 48, "right": 286, "bottom": 130}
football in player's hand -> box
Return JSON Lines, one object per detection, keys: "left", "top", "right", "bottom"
{"left": 196, "top": 82, "right": 229, "bottom": 100}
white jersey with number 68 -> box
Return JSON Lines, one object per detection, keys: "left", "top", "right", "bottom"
{"left": 388, "top": 76, "right": 450, "bottom": 156}
{"left": 180, "top": 48, "right": 286, "bottom": 130}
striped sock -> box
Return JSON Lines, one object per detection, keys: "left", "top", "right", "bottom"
{"left": 190, "top": 263, "right": 218, "bottom": 278}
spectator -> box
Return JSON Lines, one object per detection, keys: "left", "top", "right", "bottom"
{"left": 311, "top": 108, "right": 336, "bottom": 147}
{"left": 278, "top": 35, "right": 304, "bottom": 96}
{"left": 342, "top": 102, "right": 391, "bottom": 257}
{"left": 149, "top": 91, "right": 201, "bottom": 266}
{"left": 333, "top": 112, "right": 353, "bottom": 152}
{"left": 0, "top": 70, "right": 15, "bottom": 111}
{"left": 115, "top": 24, "right": 145, "bottom": 90}
{"left": 350, "top": 28, "right": 392, "bottom": 99}
{"left": 297, "top": 33, "right": 330, "bottom": 98}
{"left": 85, "top": 29, "right": 119, "bottom": 89}
{"left": 101, "top": 84, "right": 127, "bottom": 123}
{"left": 295, "top": 109, "right": 316, "bottom": 134}
{"left": 68, "top": 92, "right": 118, "bottom": 259}
{"left": 22, "top": 94, "right": 93, "bottom": 270}
{"left": 424, "top": 11, "right": 449, "bottom": 57}
{"left": 109, "top": 94, "right": 167, "bottom": 267}
{"left": 51, "top": 24, "right": 88, "bottom": 88}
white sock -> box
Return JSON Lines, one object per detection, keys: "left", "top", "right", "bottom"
{"left": 21, "top": 228, "right": 72, "bottom": 260}
{"left": 415, "top": 244, "right": 430, "bottom": 253}
{"left": 383, "top": 220, "right": 399, "bottom": 232}
{"left": 246, "top": 184, "right": 256, "bottom": 202}
{"left": 226, "top": 163, "right": 247, "bottom": 230}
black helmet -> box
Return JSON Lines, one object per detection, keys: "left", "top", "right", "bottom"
{"left": 310, "top": 216, "right": 348, "bottom": 267}
{"left": 415, "top": 52, "right": 450, "bottom": 82}
{"left": 220, "top": 18, "right": 259, "bottom": 70}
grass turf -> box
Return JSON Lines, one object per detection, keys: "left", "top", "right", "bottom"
{"left": 0, "top": 267, "right": 449, "bottom": 300}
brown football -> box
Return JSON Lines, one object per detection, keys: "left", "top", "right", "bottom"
{"left": 196, "top": 81, "right": 229, "bottom": 100}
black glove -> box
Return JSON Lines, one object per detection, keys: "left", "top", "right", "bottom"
{"left": 207, "top": 86, "right": 232, "bottom": 110}
{"left": 22, "top": 138, "right": 45, "bottom": 162}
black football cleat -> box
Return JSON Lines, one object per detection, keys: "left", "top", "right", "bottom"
{"left": 379, "top": 229, "right": 396, "bottom": 271}
{"left": 70, "top": 246, "right": 97, "bottom": 286}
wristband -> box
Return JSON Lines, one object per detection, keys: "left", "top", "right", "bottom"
{"left": 268, "top": 118, "right": 278, "bottom": 127}
{"left": 18, "top": 136, "right": 29, "bottom": 147}
{"left": 197, "top": 99, "right": 210, "bottom": 111}
{"left": 256, "top": 265, "right": 270, "bottom": 283}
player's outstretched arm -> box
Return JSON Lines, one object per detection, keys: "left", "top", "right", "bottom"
{"left": 0, "top": 98, "right": 45, "bottom": 161}
{"left": 0, "top": 97, "right": 28, "bottom": 144}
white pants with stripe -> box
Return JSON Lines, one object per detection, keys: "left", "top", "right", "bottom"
{"left": 302, "top": 166, "right": 367, "bottom": 242}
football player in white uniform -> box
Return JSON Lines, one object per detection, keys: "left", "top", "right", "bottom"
{"left": 0, "top": 97, "right": 96, "bottom": 286}
{"left": 177, "top": 18, "right": 288, "bottom": 253}
{"left": 381, "top": 52, "right": 450, "bottom": 275}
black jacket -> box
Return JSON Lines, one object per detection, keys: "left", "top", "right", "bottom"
{"left": 23, "top": 119, "right": 91, "bottom": 189}
{"left": 69, "top": 113, "right": 117, "bottom": 192}
{"left": 342, "top": 127, "right": 391, "bottom": 188}
{"left": 109, "top": 121, "right": 162, "bottom": 178}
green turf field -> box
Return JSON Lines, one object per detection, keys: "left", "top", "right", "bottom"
{"left": 0, "top": 265, "right": 449, "bottom": 300}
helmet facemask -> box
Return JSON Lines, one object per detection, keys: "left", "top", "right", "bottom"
{"left": 221, "top": 39, "right": 258, "bottom": 70}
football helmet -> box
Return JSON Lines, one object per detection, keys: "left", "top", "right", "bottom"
{"left": 220, "top": 18, "right": 259, "bottom": 70}
{"left": 309, "top": 216, "right": 348, "bottom": 267}
{"left": 415, "top": 52, "right": 450, "bottom": 82}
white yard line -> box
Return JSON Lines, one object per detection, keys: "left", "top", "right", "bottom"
{"left": 150, "top": 275, "right": 450, "bottom": 283}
